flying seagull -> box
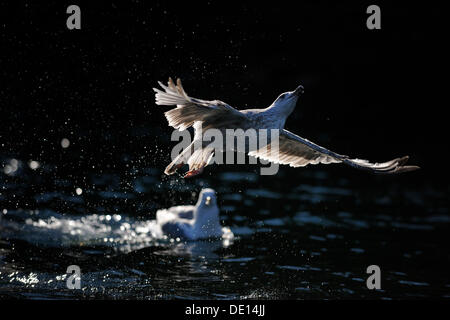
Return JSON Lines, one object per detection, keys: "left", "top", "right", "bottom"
{"left": 153, "top": 78, "right": 419, "bottom": 178}
{"left": 156, "top": 188, "right": 233, "bottom": 240}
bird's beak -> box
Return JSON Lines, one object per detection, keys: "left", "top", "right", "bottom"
{"left": 293, "top": 85, "right": 304, "bottom": 96}
{"left": 205, "top": 196, "right": 211, "bottom": 206}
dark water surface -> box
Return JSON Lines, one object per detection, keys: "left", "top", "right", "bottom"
{"left": 0, "top": 150, "right": 448, "bottom": 299}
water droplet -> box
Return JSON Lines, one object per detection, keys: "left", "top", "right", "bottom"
{"left": 28, "top": 160, "right": 40, "bottom": 170}
{"left": 61, "top": 138, "right": 70, "bottom": 148}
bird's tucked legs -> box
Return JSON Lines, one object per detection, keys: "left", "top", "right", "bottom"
{"left": 183, "top": 162, "right": 207, "bottom": 178}
{"left": 183, "top": 167, "right": 204, "bottom": 178}
{"left": 183, "top": 147, "right": 214, "bottom": 178}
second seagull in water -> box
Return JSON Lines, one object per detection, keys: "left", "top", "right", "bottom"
{"left": 154, "top": 78, "right": 419, "bottom": 178}
{"left": 156, "top": 188, "right": 233, "bottom": 241}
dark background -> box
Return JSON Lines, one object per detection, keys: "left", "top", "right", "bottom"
{"left": 0, "top": 0, "right": 447, "bottom": 186}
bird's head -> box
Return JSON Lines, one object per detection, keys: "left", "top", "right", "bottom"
{"left": 271, "top": 84, "right": 304, "bottom": 116}
{"left": 196, "top": 188, "right": 217, "bottom": 208}
{"left": 194, "top": 188, "right": 220, "bottom": 228}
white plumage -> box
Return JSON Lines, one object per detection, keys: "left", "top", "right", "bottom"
{"left": 156, "top": 188, "right": 233, "bottom": 241}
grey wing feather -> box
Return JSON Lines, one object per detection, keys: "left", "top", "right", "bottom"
{"left": 153, "top": 78, "right": 248, "bottom": 131}
{"left": 249, "top": 129, "right": 343, "bottom": 167}
{"left": 160, "top": 221, "right": 189, "bottom": 240}
{"left": 249, "top": 129, "right": 420, "bottom": 174}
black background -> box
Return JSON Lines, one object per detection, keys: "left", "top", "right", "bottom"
{"left": 0, "top": 1, "right": 447, "bottom": 186}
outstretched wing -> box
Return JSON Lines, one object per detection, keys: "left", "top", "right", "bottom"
{"left": 249, "top": 129, "right": 419, "bottom": 174}
{"left": 153, "top": 77, "right": 248, "bottom": 130}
